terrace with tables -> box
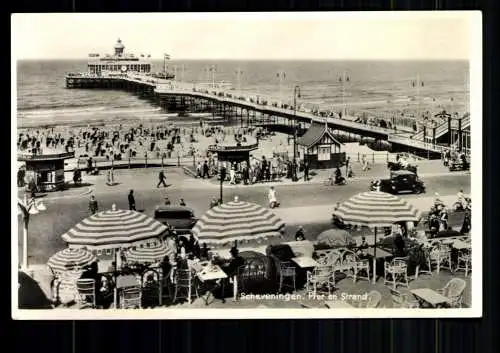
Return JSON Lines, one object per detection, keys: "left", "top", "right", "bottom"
{"left": 27, "top": 192, "right": 471, "bottom": 310}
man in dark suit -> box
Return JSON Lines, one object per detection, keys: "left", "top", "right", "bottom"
{"left": 202, "top": 160, "right": 210, "bottom": 179}
{"left": 157, "top": 170, "right": 167, "bottom": 188}
{"left": 88, "top": 195, "right": 98, "bottom": 215}
{"left": 128, "top": 189, "right": 136, "bottom": 211}
{"left": 222, "top": 247, "right": 245, "bottom": 278}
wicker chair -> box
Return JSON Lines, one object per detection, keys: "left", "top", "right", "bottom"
{"left": 352, "top": 253, "right": 371, "bottom": 284}
{"left": 454, "top": 249, "right": 472, "bottom": 277}
{"left": 437, "top": 244, "right": 453, "bottom": 272}
{"left": 141, "top": 269, "right": 161, "bottom": 308}
{"left": 172, "top": 268, "right": 199, "bottom": 304}
{"left": 120, "top": 287, "right": 142, "bottom": 309}
{"left": 437, "top": 278, "right": 467, "bottom": 308}
{"left": 237, "top": 258, "right": 268, "bottom": 295}
{"left": 363, "top": 290, "right": 382, "bottom": 308}
{"left": 272, "top": 257, "right": 296, "bottom": 293}
{"left": 306, "top": 265, "right": 335, "bottom": 297}
{"left": 384, "top": 258, "right": 409, "bottom": 290}
{"left": 75, "top": 278, "right": 96, "bottom": 309}
{"left": 390, "top": 288, "right": 419, "bottom": 308}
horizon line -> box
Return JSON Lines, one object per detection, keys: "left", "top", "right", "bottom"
{"left": 16, "top": 58, "right": 470, "bottom": 62}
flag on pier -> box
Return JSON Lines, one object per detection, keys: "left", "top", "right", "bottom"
{"left": 164, "top": 53, "right": 171, "bottom": 60}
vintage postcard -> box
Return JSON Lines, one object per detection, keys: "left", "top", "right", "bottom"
{"left": 12, "top": 11, "right": 482, "bottom": 319}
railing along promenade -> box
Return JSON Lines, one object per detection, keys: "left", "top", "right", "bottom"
{"left": 154, "top": 84, "right": 445, "bottom": 154}
{"left": 67, "top": 73, "right": 446, "bottom": 154}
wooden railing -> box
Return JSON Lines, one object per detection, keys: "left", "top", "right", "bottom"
{"left": 17, "top": 151, "right": 75, "bottom": 161}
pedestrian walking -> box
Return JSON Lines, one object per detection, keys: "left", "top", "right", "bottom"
{"left": 157, "top": 170, "right": 167, "bottom": 188}
{"left": 88, "top": 195, "right": 98, "bottom": 215}
{"left": 460, "top": 206, "right": 471, "bottom": 234}
{"left": 128, "top": 189, "right": 136, "bottom": 211}
{"left": 345, "top": 157, "right": 350, "bottom": 176}
{"left": 303, "top": 161, "right": 309, "bottom": 181}
{"left": 202, "top": 160, "right": 209, "bottom": 178}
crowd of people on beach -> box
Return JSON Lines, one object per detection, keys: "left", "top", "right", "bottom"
{"left": 17, "top": 129, "right": 77, "bottom": 154}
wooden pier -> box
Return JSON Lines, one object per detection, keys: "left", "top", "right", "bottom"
{"left": 64, "top": 73, "right": 470, "bottom": 159}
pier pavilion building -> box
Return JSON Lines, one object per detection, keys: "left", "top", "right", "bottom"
{"left": 87, "top": 39, "right": 152, "bottom": 75}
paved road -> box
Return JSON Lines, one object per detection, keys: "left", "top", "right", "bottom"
{"left": 18, "top": 173, "right": 469, "bottom": 265}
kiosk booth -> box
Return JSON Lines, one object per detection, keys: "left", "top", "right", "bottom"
{"left": 207, "top": 136, "right": 259, "bottom": 168}
{"left": 17, "top": 151, "right": 75, "bottom": 192}
{"left": 297, "top": 122, "right": 346, "bottom": 169}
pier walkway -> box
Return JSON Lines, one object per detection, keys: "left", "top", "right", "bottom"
{"left": 66, "top": 72, "right": 450, "bottom": 155}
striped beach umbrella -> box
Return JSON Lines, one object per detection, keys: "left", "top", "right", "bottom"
{"left": 125, "top": 242, "right": 176, "bottom": 264}
{"left": 332, "top": 191, "right": 421, "bottom": 228}
{"left": 332, "top": 191, "right": 421, "bottom": 283}
{"left": 316, "top": 229, "right": 356, "bottom": 247}
{"left": 192, "top": 196, "right": 285, "bottom": 246}
{"left": 47, "top": 248, "right": 96, "bottom": 274}
{"left": 61, "top": 205, "right": 168, "bottom": 250}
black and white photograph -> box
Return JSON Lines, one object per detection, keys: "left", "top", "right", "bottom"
{"left": 12, "top": 12, "right": 482, "bottom": 319}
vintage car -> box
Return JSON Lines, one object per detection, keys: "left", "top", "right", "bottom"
{"left": 153, "top": 206, "right": 198, "bottom": 234}
{"left": 370, "top": 170, "right": 426, "bottom": 194}
{"left": 387, "top": 161, "right": 418, "bottom": 175}
{"left": 448, "top": 157, "right": 470, "bottom": 171}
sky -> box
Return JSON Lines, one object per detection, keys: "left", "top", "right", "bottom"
{"left": 11, "top": 12, "right": 478, "bottom": 60}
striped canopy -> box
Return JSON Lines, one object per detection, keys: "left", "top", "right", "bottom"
{"left": 61, "top": 206, "right": 168, "bottom": 250}
{"left": 332, "top": 191, "right": 422, "bottom": 228}
{"left": 47, "top": 248, "right": 96, "bottom": 273}
{"left": 192, "top": 197, "right": 285, "bottom": 246}
{"left": 125, "top": 242, "right": 176, "bottom": 264}
{"left": 316, "top": 229, "right": 356, "bottom": 247}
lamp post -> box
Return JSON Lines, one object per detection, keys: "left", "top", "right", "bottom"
{"left": 337, "top": 71, "right": 350, "bottom": 118}
{"left": 235, "top": 69, "right": 244, "bottom": 96}
{"left": 292, "top": 85, "right": 301, "bottom": 182}
{"left": 208, "top": 65, "right": 217, "bottom": 89}
{"left": 17, "top": 194, "right": 46, "bottom": 274}
{"left": 219, "top": 163, "right": 226, "bottom": 204}
{"left": 277, "top": 70, "right": 286, "bottom": 105}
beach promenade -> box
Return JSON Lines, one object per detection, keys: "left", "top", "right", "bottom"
{"left": 18, "top": 159, "right": 469, "bottom": 263}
